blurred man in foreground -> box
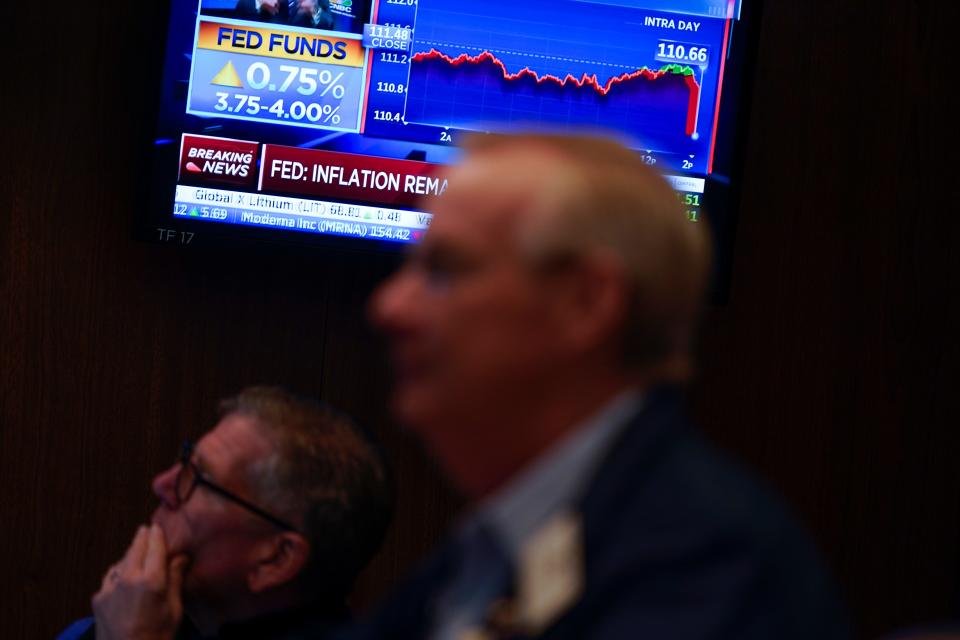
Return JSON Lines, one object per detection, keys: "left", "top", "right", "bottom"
{"left": 358, "top": 133, "right": 849, "bottom": 639}
{"left": 58, "top": 387, "right": 392, "bottom": 640}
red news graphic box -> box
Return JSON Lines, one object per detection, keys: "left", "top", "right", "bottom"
{"left": 260, "top": 145, "right": 443, "bottom": 209}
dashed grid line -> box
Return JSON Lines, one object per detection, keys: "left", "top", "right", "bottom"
{"left": 414, "top": 40, "right": 639, "bottom": 71}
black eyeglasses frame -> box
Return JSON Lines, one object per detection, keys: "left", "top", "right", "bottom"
{"left": 177, "top": 440, "right": 298, "bottom": 533}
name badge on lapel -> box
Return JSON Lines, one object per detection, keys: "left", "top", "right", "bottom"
{"left": 516, "top": 510, "right": 584, "bottom": 634}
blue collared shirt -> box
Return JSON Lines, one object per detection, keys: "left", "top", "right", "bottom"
{"left": 431, "top": 389, "right": 644, "bottom": 640}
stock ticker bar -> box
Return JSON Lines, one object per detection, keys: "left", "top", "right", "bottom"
{"left": 173, "top": 185, "right": 430, "bottom": 244}
{"left": 187, "top": 19, "right": 368, "bottom": 132}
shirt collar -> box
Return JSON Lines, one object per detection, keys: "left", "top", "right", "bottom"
{"left": 477, "top": 389, "right": 644, "bottom": 559}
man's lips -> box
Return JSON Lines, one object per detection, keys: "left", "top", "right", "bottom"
{"left": 150, "top": 507, "right": 184, "bottom": 554}
{"left": 393, "top": 360, "right": 426, "bottom": 382}
{"left": 388, "top": 343, "right": 435, "bottom": 380}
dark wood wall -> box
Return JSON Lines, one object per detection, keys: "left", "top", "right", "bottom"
{"left": 692, "top": 1, "right": 959, "bottom": 634}
{"left": 1, "top": 1, "right": 956, "bottom": 638}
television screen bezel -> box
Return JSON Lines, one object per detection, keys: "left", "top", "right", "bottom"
{"left": 132, "top": 0, "right": 766, "bottom": 301}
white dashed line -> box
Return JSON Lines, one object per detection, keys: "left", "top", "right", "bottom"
{"left": 415, "top": 41, "right": 637, "bottom": 71}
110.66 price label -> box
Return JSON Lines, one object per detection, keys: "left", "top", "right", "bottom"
{"left": 187, "top": 20, "right": 368, "bottom": 133}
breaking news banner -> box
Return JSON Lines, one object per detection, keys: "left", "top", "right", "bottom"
{"left": 174, "top": 134, "right": 440, "bottom": 244}
{"left": 187, "top": 19, "right": 368, "bottom": 132}
{"left": 179, "top": 134, "right": 260, "bottom": 188}
{"left": 178, "top": 134, "right": 445, "bottom": 209}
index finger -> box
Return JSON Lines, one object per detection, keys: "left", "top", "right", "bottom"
{"left": 123, "top": 525, "right": 150, "bottom": 574}
{"left": 144, "top": 524, "right": 168, "bottom": 579}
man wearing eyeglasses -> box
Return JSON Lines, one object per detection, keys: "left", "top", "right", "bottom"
{"left": 58, "top": 387, "right": 393, "bottom": 640}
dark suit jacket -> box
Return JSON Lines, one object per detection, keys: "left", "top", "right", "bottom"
{"left": 337, "top": 387, "right": 851, "bottom": 639}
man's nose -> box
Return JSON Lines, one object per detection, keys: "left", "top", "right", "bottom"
{"left": 151, "top": 464, "right": 180, "bottom": 509}
{"left": 369, "top": 269, "right": 419, "bottom": 334}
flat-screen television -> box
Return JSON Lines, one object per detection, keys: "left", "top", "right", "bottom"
{"left": 141, "top": 0, "right": 761, "bottom": 292}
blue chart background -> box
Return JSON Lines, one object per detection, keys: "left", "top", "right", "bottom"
{"left": 404, "top": 0, "right": 728, "bottom": 173}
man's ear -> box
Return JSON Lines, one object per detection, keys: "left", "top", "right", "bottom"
{"left": 247, "top": 532, "right": 311, "bottom": 593}
{"left": 553, "top": 251, "right": 630, "bottom": 355}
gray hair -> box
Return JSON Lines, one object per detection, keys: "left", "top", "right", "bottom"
{"left": 219, "top": 386, "right": 393, "bottom": 599}
{"left": 464, "top": 133, "right": 712, "bottom": 376}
